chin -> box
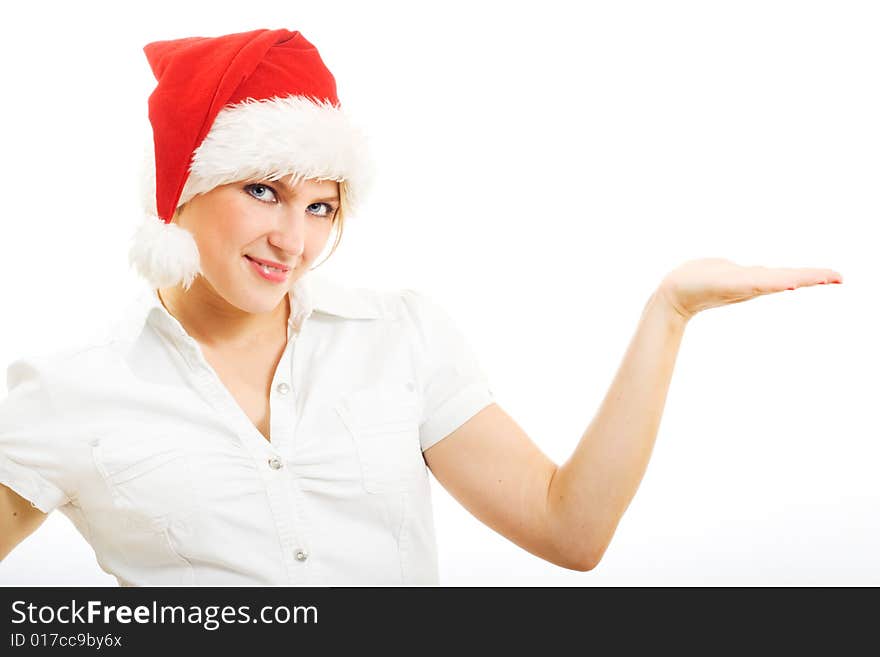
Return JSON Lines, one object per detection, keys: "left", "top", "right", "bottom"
{"left": 240, "top": 290, "right": 287, "bottom": 314}
{"left": 217, "top": 283, "right": 283, "bottom": 315}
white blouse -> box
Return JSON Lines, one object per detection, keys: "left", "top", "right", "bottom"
{"left": 0, "top": 271, "right": 495, "bottom": 585}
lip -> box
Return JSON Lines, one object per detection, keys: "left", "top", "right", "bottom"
{"left": 244, "top": 255, "right": 290, "bottom": 283}
{"left": 245, "top": 255, "right": 290, "bottom": 271}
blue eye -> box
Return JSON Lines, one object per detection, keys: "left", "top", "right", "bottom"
{"left": 245, "top": 183, "right": 337, "bottom": 218}
{"left": 245, "top": 183, "right": 278, "bottom": 203}
{"left": 308, "top": 202, "right": 337, "bottom": 218}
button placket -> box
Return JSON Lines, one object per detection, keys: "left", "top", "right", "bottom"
{"left": 266, "top": 318, "right": 312, "bottom": 580}
{"left": 279, "top": 313, "right": 319, "bottom": 579}
{"left": 267, "top": 336, "right": 297, "bottom": 451}
{"left": 151, "top": 298, "right": 313, "bottom": 582}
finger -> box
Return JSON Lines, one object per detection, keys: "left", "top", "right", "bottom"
{"left": 795, "top": 268, "right": 843, "bottom": 286}
{"left": 743, "top": 267, "right": 839, "bottom": 293}
{"left": 744, "top": 267, "right": 806, "bottom": 292}
{"left": 778, "top": 268, "right": 843, "bottom": 290}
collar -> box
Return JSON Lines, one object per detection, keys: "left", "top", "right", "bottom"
{"left": 127, "top": 269, "right": 384, "bottom": 345}
{"left": 302, "top": 269, "right": 386, "bottom": 321}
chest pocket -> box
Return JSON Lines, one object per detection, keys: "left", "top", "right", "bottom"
{"left": 334, "top": 385, "right": 425, "bottom": 494}
{"left": 91, "top": 433, "right": 200, "bottom": 527}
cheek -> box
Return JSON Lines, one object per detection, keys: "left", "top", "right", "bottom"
{"left": 202, "top": 211, "right": 258, "bottom": 257}
{"left": 303, "top": 221, "right": 335, "bottom": 259}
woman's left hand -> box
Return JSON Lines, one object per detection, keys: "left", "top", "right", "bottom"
{"left": 657, "top": 258, "right": 843, "bottom": 321}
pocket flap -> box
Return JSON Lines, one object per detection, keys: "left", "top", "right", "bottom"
{"left": 335, "top": 385, "right": 421, "bottom": 430}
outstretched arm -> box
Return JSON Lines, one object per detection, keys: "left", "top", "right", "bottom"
{"left": 424, "top": 259, "right": 842, "bottom": 571}
{"left": 545, "top": 283, "right": 689, "bottom": 569}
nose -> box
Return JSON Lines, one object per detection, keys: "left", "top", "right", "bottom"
{"left": 267, "top": 204, "right": 307, "bottom": 258}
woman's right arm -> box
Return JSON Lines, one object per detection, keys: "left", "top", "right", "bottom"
{"left": 0, "top": 483, "right": 48, "bottom": 560}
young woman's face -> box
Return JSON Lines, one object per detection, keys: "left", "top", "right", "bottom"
{"left": 174, "top": 176, "right": 339, "bottom": 314}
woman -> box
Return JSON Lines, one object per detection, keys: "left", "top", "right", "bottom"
{"left": 0, "top": 28, "right": 841, "bottom": 585}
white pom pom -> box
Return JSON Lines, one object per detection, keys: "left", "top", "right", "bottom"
{"left": 128, "top": 215, "right": 201, "bottom": 290}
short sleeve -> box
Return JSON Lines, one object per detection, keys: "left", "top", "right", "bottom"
{"left": 0, "top": 359, "right": 72, "bottom": 513}
{"left": 399, "top": 289, "right": 495, "bottom": 452}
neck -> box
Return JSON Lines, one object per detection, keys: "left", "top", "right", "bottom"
{"left": 157, "top": 276, "right": 289, "bottom": 350}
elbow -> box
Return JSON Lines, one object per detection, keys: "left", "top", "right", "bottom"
{"left": 571, "top": 549, "right": 602, "bottom": 573}
{"left": 562, "top": 536, "right": 609, "bottom": 572}
{"left": 544, "top": 474, "right": 609, "bottom": 573}
{"left": 546, "top": 515, "right": 607, "bottom": 572}
{"left": 553, "top": 541, "right": 604, "bottom": 572}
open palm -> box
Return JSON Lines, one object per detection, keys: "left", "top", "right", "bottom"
{"left": 658, "top": 258, "right": 843, "bottom": 320}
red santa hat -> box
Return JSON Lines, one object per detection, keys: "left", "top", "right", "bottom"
{"left": 129, "top": 28, "right": 373, "bottom": 290}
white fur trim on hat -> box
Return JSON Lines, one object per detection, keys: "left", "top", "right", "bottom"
{"left": 140, "top": 95, "right": 373, "bottom": 219}
{"left": 128, "top": 215, "right": 201, "bottom": 291}
{"left": 182, "top": 95, "right": 373, "bottom": 212}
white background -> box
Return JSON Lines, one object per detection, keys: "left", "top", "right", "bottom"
{"left": 1, "top": 0, "right": 877, "bottom": 585}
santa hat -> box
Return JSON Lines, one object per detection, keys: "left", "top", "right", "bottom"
{"left": 129, "top": 28, "right": 373, "bottom": 290}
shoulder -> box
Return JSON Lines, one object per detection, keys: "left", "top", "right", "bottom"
{"left": 5, "top": 286, "right": 150, "bottom": 394}
{"left": 308, "top": 272, "right": 414, "bottom": 322}
{"left": 5, "top": 338, "right": 124, "bottom": 398}
{"left": 395, "top": 286, "right": 464, "bottom": 333}
{"left": 393, "top": 287, "right": 480, "bottom": 364}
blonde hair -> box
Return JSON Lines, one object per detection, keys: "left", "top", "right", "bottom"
{"left": 314, "top": 178, "right": 347, "bottom": 270}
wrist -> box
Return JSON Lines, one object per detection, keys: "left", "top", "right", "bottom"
{"left": 648, "top": 283, "right": 693, "bottom": 328}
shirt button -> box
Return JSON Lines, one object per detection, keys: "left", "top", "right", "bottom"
{"left": 276, "top": 382, "right": 290, "bottom": 395}
{"left": 294, "top": 549, "right": 308, "bottom": 562}
{"left": 268, "top": 456, "right": 283, "bottom": 470}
